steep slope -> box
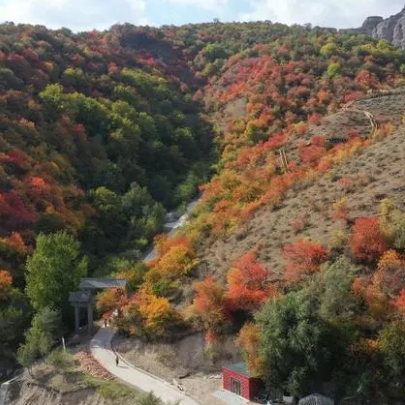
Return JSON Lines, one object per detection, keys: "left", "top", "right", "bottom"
{"left": 0, "top": 24, "right": 214, "bottom": 277}
{"left": 198, "top": 92, "right": 405, "bottom": 277}
{"left": 0, "top": 22, "right": 214, "bottom": 376}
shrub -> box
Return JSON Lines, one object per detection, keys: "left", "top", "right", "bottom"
{"left": 0, "top": 270, "right": 12, "bottom": 301}
{"left": 227, "top": 252, "right": 277, "bottom": 313}
{"left": 187, "top": 275, "right": 227, "bottom": 344}
{"left": 236, "top": 322, "right": 264, "bottom": 376}
{"left": 350, "top": 217, "right": 388, "bottom": 262}
{"left": 282, "top": 239, "right": 329, "bottom": 281}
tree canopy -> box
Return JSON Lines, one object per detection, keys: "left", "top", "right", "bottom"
{"left": 26, "top": 231, "right": 88, "bottom": 321}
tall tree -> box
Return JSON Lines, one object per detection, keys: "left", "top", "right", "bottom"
{"left": 17, "top": 307, "right": 62, "bottom": 375}
{"left": 26, "top": 231, "right": 88, "bottom": 321}
{"left": 256, "top": 290, "right": 345, "bottom": 397}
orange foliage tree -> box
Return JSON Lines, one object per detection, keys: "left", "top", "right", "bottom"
{"left": 150, "top": 234, "right": 199, "bottom": 281}
{"left": 188, "top": 275, "right": 227, "bottom": 344}
{"left": 0, "top": 270, "right": 12, "bottom": 301}
{"left": 373, "top": 250, "right": 405, "bottom": 297}
{"left": 154, "top": 244, "right": 200, "bottom": 279}
{"left": 153, "top": 234, "right": 192, "bottom": 257}
{"left": 350, "top": 217, "right": 388, "bottom": 262}
{"left": 119, "top": 284, "right": 181, "bottom": 339}
{"left": 393, "top": 289, "right": 405, "bottom": 316}
{"left": 0, "top": 232, "right": 29, "bottom": 255}
{"left": 96, "top": 288, "right": 127, "bottom": 319}
{"left": 282, "top": 239, "right": 328, "bottom": 281}
{"left": 227, "top": 252, "right": 277, "bottom": 313}
{"left": 236, "top": 322, "right": 264, "bottom": 375}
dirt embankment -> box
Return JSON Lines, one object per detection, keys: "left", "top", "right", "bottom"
{"left": 114, "top": 333, "right": 240, "bottom": 405}
{"left": 7, "top": 381, "right": 105, "bottom": 405}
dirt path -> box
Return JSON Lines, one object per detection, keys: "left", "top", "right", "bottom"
{"left": 90, "top": 328, "right": 201, "bottom": 405}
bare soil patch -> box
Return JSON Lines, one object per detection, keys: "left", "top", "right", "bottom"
{"left": 114, "top": 333, "right": 241, "bottom": 405}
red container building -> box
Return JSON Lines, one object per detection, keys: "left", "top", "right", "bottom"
{"left": 222, "top": 363, "right": 263, "bottom": 401}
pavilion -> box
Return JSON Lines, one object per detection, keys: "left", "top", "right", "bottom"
{"left": 69, "top": 278, "right": 127, "bottom": 335}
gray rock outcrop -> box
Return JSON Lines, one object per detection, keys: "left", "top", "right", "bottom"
{"left": 358, "top": 16, "right": 384, "bottom": 35}
{"left": 356, "top": 7, "right": 405, "bottom": 50}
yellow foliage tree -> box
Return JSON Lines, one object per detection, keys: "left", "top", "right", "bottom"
{"left": 236, "top": 322, "right": 264, "bottom": 376}
{"left": 155, "top": 244, "right": 200, "bottom": 280}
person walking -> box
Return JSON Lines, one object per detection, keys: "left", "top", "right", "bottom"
{"left": 115, "top": 355, "right": 119, "bottom": 367}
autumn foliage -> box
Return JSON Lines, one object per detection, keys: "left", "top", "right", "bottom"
{"left": 282, "top": 239, "right": 329, "bottom": 281}
{"left": 393, "top": 289, "right": 405, "bottom": 315}
{"left": 96, "top": 288, "right": 127, "bottom": 319}
{"left": 227, "top": 252, "right": 277, "bottom": 313}
{"left": 119, "top": 284, "right": 181, "bottom": 338}
{"left": 374, "top": 250, "right": 405, "bottom": 296}
{"left": 350, "top": 217, "right": 389, "bottom": 262}
{"left": 236, "top": 323, "right": 264, "bottom": 375}
{"left": 0, "top": 270, "right": 12, "bottom": 301}
{"left": 188, "top": 276, "right": 227, "bottom": 344}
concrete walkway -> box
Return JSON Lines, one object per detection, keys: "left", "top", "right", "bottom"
{"left": 90, "top": 327, "right": 201, "bottom": 405}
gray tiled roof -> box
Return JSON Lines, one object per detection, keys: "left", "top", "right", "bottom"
{"left": 79, "top": 278, "right": 127, "bottom": 290}
{"left": 69, "top": 290, "right": 91, "bottom": 303}
{"left": 299, "top": 394, "right": 334, "bottom": 405}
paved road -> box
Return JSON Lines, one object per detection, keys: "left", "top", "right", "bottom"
{"left": 143, "top": 195, "right": 201, "bottom": 262}
{"left": 90, "top": 328, "right": 201, "bottom": 405}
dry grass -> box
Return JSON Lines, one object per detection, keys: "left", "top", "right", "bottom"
{"left": 198, "top": 93, "right": 405, "bottom": 279}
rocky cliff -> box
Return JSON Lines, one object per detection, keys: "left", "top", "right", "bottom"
{"left": 357, "top": 16, "right": 384, "bottom": 35}
{"left": 357, "top": 7, "right": 405, "bottom": 49}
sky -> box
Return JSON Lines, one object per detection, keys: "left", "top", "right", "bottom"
{"left": 0, "top": 0, "right": 404, "bottom": 32}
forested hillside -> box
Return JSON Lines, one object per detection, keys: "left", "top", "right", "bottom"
{"left": 0, "top": 23, "right": 215, "bottom": 371}
{"left": 3, "top": 17, "right": 405, "bottom": 404}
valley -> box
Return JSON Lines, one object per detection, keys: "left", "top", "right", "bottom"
{"left": 2, "top": 5, "right": 405, "bottom": 405}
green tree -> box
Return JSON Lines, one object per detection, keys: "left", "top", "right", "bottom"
{"left": 317, "top": 257, "right": 359, "bottom": 323}
{"left": 0, "top": 290, "right": 31, "bottom": 358}
{"left": 122, "top": 183, "right": 166, "bottom": 249}
{"left": 203, "top": 43, "right": 228, "bottom": 62}
{"left": 377, "top": 321, "right": 405, "bottom": 399}
{"left": 326, "top": 62, "right": 341, "bottom": 78}
{"left": 17, "top": 307, "right": 62, "bottom": 375}
{"left": 257, "top": 291, "right": 344, "bottom": 396}
{"left": 26, "top": 231, "right": 88, "bottom": 320}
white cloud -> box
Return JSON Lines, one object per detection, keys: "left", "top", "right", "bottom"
{"left": 0, "top": 0, "right": 149, "bottom": 31}
{"left": 240, "top": 0, "right": 405, "bottom": 28}
{"left": 159, "top": 0, "right": 228, "bottom": 11}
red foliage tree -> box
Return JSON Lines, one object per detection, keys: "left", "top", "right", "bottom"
{"left": 189, "top": 275, "right": 227, "bottom": 344}
{"left": 350, "top": 217, "right": 388, "bottom": 262}
{"left": 300, "top": 144, "right": 327, "bottom": 167}
{"left": 227, "top": 252, "right": 276, "bottom": 313}
{"left": 393, "top": 288, "right": 405, "bottom": 315}
{"left": 0, "top": 270, "right": 13, "bottom": 301}
{"left": 0, "top": 232, "right": 29, "bottom": 255}
{"left": 282, "top": 239, "right": 329, "bottom": 281}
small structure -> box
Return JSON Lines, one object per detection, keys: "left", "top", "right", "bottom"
{"left": 222, "top": 362, "right": 263, "bottom": 401}
{"left": 298, "top": 394, "right": 334, "bottom": 405}
{"left": 79, "top": 278, "right": 127, "bottom": 290}
{"left": 69, "top": 290, "right": 93, "bottom": 333}
{"left": 69, "top": 278, "right": 127, "bottom": 335}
